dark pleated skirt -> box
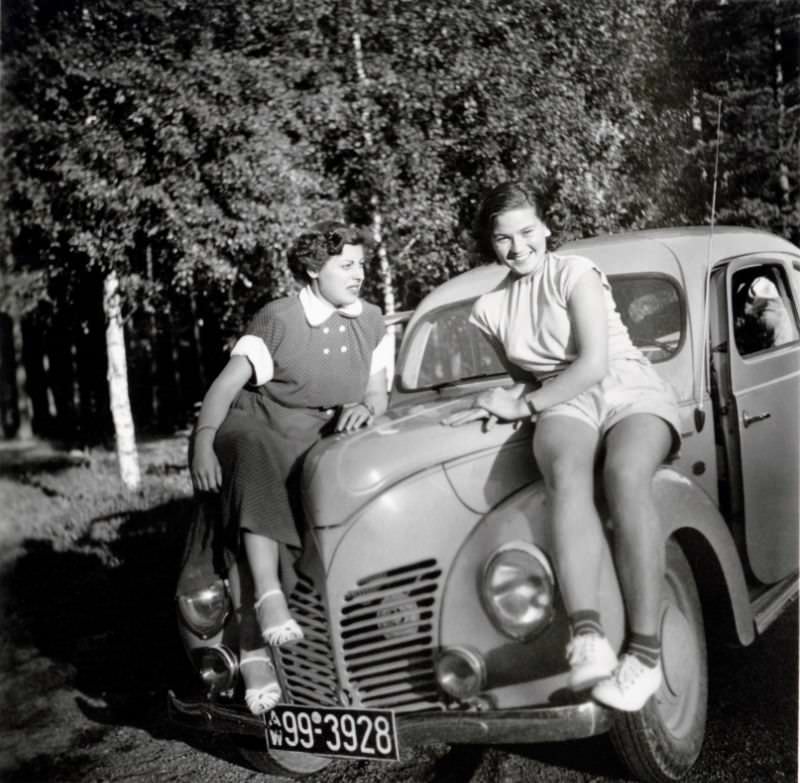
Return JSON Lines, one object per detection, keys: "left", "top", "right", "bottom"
{"left": 176, "top": 388, "right": 336, "bottom": 595}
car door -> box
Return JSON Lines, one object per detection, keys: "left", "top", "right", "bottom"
{"left": 726, "top": 255, "right": 800, "bottom": 583}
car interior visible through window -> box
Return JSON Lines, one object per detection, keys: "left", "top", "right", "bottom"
{"left": 610, "top": 275, "right": 683, "bottom": 364}
{"left": 403, "top": 300, "right": 507, "bottom": 390}
{"left": 731, "top": 264, "right": 799, "bottom": 356}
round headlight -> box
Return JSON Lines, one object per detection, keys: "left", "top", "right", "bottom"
{"left": 435, "top": 646, "right": 486, "bottom": 700}
{"left": 481, "top": 542, "right": 555, "bottom": 641}
{"left": 177, "top": 579, "right": 231, "bottom": 639}
{"left": 190, "top": 645, "right": 238, "bottom": 695}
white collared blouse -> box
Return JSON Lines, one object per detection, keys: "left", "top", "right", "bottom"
{"left": 230, "top": 286, "right": 390, "bottom": 409}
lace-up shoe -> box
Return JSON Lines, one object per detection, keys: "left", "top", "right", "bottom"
{"left": 566, "top": 633, "right": 618, "bottom": 690}
{"left": 592, "top": 653, "right": 663, "bottom": 711}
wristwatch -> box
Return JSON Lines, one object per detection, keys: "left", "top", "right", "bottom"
{"left": 525, "top": 396, "right": 538, "bottom": 416}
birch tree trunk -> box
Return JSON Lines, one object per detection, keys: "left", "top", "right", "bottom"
{"left": 368, "top": 195, "right": 396, "bottom": 316}
{"left": 351, "top": 6, "right": 396, "bottom": 316}
{"left": 145, "top": 244, "right": 161, "bottom": 425}
{"left": 103, "top": 270, "right": 141, "bottom": 490}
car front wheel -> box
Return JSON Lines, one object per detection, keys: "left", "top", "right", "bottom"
{"left": 609, "top": 540, "right": 708, "bottom": 783}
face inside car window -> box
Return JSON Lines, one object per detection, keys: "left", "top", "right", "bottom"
{"left": 732, "top": 265, "right": 799, "bottom": 356}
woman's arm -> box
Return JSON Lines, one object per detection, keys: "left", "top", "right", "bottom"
{"left": 444, "top": 270, "right": 608, "bottom": 425}
{"left": 336, "top": 368, "right": 388, "bottom": 432}
{"left": 191, "top": 356, "right": 252, "bottom": 492}
{"left": 364, "top": 366, "right": 389, "bottom": 417}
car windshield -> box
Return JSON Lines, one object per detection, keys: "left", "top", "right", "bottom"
{"left": 398, "top": 275, "right": 683, "bottom": 391}
{"left": 398, "top": 300, "right": 507, "bottom": 390}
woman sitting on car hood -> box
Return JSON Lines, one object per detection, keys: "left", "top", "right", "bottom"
{"left": 183, "top": 221, "right": 390, "bottom": 715}
{"left": 445, "top": 181, "right": 681, "bottom": 712}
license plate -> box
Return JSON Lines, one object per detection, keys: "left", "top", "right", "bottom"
{"left": 264, "top": 703, "right": 399, "bottom": 761}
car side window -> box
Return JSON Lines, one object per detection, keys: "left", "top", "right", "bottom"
{"left": 731, "top": 264, "right": 799, "bottom": 356}
{"left": 404, "top": 300, "right": 507, "bottom": 389}
{"left": 610, "top": 275, "right": 683, "bottom": 363}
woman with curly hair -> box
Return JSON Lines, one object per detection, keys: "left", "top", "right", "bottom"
{"left": 187, "top": 221, "right": 390, "bottom": 714}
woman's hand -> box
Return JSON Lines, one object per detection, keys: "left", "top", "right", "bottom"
{"left": 441, "top": 406, "right": 498, "bottom": 429}
{"left": 335, "top": 402, "right": 373, "bottom": 433}
{"left": 191, "top": 431, "right": 222, "bottom": 493}
{"left": 442, "top": 386, "right": 529, "bottom": 428}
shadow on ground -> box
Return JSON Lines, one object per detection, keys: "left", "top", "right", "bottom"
{"left": 3, "top": 498, "right": 212, "bottom": 742}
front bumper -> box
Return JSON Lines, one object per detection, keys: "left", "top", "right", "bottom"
{"left": 167, "top": 691, "right": 611, "bottom": 746}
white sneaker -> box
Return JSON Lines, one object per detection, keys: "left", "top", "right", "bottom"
{"left": 591, "top": 653, "right": 663, "bottom": 712}
{"left": 566, "top": 633, "right": 618, "bottom": 690}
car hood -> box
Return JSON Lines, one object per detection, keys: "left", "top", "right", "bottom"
{"left": 301, "top": 395, "right": 528, "bottom": 528}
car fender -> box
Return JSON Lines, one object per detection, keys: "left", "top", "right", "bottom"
{"left": 436, "top": 465, "right": 755, "bottom": 660}
{"left": 653, "top": 468, "right": 755, "bottom": 645}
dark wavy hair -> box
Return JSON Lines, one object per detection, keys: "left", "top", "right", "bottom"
{"left": 472, "top": 181, "right": 545, "bottom": 261}
{"left": 287, "top": 221, "right": 365, "bottom": 283}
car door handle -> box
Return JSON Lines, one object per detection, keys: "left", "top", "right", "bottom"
{"left": 742, "top": 410, "right": 772, "bottom": 428}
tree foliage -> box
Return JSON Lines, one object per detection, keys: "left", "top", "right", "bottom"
{"left": 683, "top": 0, "right": 799, "bottom": 242}
{"left": 2, "top": 0, "right": 797, "bottom": 441}
{"left": 4, "top": 0, "right": 338, "bottom": 327}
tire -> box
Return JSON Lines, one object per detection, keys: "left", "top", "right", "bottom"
{"left": 238, "top": 747, "right": 332, "bottom": 778}
{"left": 609, "top": 540, "right": 708, "bottom": 783}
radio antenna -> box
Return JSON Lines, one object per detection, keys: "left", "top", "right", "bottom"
{"left": 695, "top": 97, "right": 722, "bottom": 433}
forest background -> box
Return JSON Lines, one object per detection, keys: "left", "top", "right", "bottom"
{"left": 2, "top": 0, "right": 799, "bottom": 487}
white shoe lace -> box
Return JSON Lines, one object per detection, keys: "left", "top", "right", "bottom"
{"left": 567, "top": 634, "right": 599, "bottom": 666}
{"left": 615, "top": 656, "right": 649, "bottom": 690}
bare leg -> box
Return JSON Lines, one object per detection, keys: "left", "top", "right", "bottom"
{"left": 242, "top": 529, "right": 281, "bottom": 597}
{"left": 242, "top": 528, "right": 302, "bottom": 646}
{"left": 591, "top": 414, "right": 673, "bottom": 711}
{"left": 602, "top": 414, "right": 672, "bottom": 637}
{"left": 227, "top": 558, "right": 281, "bottom": 715}
{"left": 533, "top": 417, "right": 603, "bottom": 615}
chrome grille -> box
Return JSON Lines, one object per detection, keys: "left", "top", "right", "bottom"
{"left": 276, "top": 574, "right": 339, "bottom": 706}
{"left": 341, "top": 559, "right": 443, "bottom": 711}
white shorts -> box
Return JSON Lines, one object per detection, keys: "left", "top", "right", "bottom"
{"left": 537, "top": 359, "right": 681, "bottom": 457}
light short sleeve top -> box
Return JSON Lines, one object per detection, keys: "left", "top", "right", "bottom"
{"left": 469, "top": 252, "right": 641, "bottom": 378}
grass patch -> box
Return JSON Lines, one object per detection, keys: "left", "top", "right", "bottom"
{"left": 0, "top": 436, "right": 193, "bottom": 550}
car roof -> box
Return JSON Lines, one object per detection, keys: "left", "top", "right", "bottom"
{"left": 408, "top": 226, "right": 800, "bottom": 331}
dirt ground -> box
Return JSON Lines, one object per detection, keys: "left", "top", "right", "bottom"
{"left": 0, "top": 438, "right": 796, "bottom": 783}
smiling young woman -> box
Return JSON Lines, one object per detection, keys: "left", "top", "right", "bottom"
{"left": 445, "top": 181, "right": 681, "bottom": 713}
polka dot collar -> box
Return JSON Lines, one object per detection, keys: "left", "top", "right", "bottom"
{"left": 299, "top": 286, "right": 363, "bottom": 326}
